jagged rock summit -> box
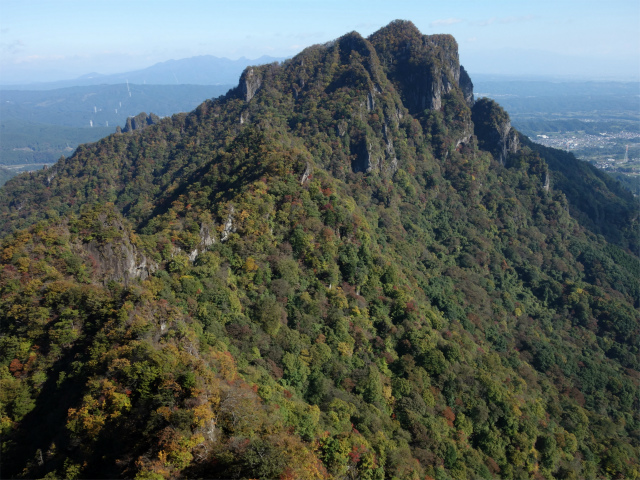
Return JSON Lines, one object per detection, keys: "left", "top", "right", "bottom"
{"left": 235, "top": 20, "right": 476, "bottom": 115}
{"left": 222, "top": 20, "right": 481, "bottom": 175}
{"left": 2, "top": 19, "right": 636, "bottom": 250}
{"left": 369, "top": 20, "right": 474, "bottom": 112}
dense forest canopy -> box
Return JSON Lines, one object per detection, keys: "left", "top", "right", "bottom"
{"left": 0, "top": 20, "right": 638, "bottom": 480}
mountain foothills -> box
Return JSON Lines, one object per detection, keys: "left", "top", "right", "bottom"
{"left": 1, "top": 21, "right": 639, "bottom": 480}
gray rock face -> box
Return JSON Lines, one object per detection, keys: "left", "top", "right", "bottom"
{"left": 85, "top": 240, "right": 157, "bottom": 283}
{"left": 336, "top": 120, "right": 348, "bottom": 137}
{"left": 188, "top": 223, "right": 217, "bottom": 261}
{"left": 383, "top": 123, "right": 399, "bottom": 172}
{"left": 300, "top": 162, "right": 312, "bottom": 185}
{"left": 543, "top": 168, "right": 551, "bottom": 192}
{"left": 369, "top": 22, "right": 470, "bottom": 115}
{"left": 472, "top": 97, "right": 520, "bottom": 166}
{"left": 459, "top": 66, "right": 474, "bottom": 107}
{"left": 82, "top": 215, "right": 157, "bottom": 284}
{"left": 221, "top": 206, "right": 236, "bottom": 242}
{"left": 495, "top": 120, "right": 514, "bottom": 166}
{"left": 507, "top": 128, "right": 520, "bottom": 158}
{"left": 43, "top": 165, "right": 57, "bottom": 186}
{"left": 424, "top": 35, "right": 468, "bottom": 112}
{"left": 240, "top": 67, "right": 262, "bottom": 102}
{"left": 121, "top": 112, "right": 160, "bottom": 133}
{"left": 367, "top": 91, "right": 375, "bottom": 111}
{"left": 394, "top": 68, "right": 454, "bottom": 114}
{"left": 351, "top": 140, "right": 373, "bottom": 173}
{"left": 351, "top": 136, "right": 397, "bottom": 175}
{"left": 490, "top": 123, "right": 520, "bottom": 166}
{"left": 454, "top": 130, "right": 473, "bottom": 149}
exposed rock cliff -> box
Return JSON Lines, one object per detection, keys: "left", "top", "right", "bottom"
{"left": 188, "top": 223, "right": 216, "bottom": 261}
{"left": 240, "top": 67, "right": 263, "bottom": 102}
{"left": 459, "top": 65, "right": 474, "bottom": 107}
{"left": 223, "top": 21, "right": 475, "bottom": 175}
{"left": 79, "top": 211, "right": 157, "bottom": 283}
{"left": 369, "top": 20, "right": 469, "bottom": 114}
{"left": 472, "top": 97, "right": 519, "bottom": 165}
{"left": 120, "top": 112, "right": 160, "bottom": 133}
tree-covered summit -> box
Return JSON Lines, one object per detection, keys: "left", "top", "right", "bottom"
{"left": 0, "top": 20, "right": 638, "bottom": 480}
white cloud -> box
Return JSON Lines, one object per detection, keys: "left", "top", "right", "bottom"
{"left": 1, "top": 39, "right": 25, "bottom": 54}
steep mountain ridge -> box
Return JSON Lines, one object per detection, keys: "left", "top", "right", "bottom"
{"left": 0, "top": 22, "right": 479, "bottom": 232}
{"left": 0, "top": 21, "right": 638, "bottom": 480}
{"left": 3, "top": 21, "right": 635, "bottom": 249}
{"left": 369, "top": 22, "right": 471, "bottom": 112}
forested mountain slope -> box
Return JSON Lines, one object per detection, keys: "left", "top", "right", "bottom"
{"left": 1, "top": 20, "right": 638, "bottom": 480}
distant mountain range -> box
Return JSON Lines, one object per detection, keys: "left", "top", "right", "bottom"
{"left": 1, "top": 55, "right": 285, "bottom": 90}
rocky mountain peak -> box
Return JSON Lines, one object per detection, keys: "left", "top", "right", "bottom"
{"left": 370, "top": 19, "right": 423, "bottom": 44}
{"left": 369, "top": 21, "right": 467, "bottom": 114}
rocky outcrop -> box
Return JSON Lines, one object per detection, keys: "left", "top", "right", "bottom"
{"left": 300, "top": 162, "right": 312, "bottom": 185}
{"left": 43, "top": 165, "right": 57, "bottom": 186}
{"left": 120, "top": 112, "right": 160, "bottom": 133}
{"left": 454, "top": 129, "right": 474, "bottom": 149}
{"left": 382, "top": 123, "right": 399, "bottom": 171}
{"left": 459, "top": 66, "right": 474, "bottom": 107}
{"left": 472, "top": 97, "right": 519, "bottom": 166}
{"left": 352, "top": 140, "right": 376, "bottom": 173}
{"left": 543, "top": 168, "right": 551, "bottom": 192}
{"left": 369, "top": 20, "right": 471, "bottom": 115}
{"left": 81, "top": 213, "right": 157, "bottom": 283}
{"left": 351, "top": 135, "right": 398, "bottom": 175}
{"left": 221, "top": 206, "right": 236, "bottom": 242}
{"left": 188, "top": 223, "right": 216, "bottom": 261}
{"left": 367, "top": 91, "right": 375, "bottom": 111}
{"left": 240, "top": 67, "right": 263, "bottom": 102}
{"left": 85, "top": 240, "right": 156, "bottom": 284}
{"left": 507, "top": 128, "right": 519, "bottom": 157}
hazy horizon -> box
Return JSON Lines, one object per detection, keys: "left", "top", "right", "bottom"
{"left": 1, "top": 0, "right": 639, "bottom": 85}
{"left": 2, "top": 54, "right": 639, "bottom": 89}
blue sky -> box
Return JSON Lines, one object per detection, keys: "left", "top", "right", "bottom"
{"left": 1, "top": 0, "right": 639, "bottom": 83}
